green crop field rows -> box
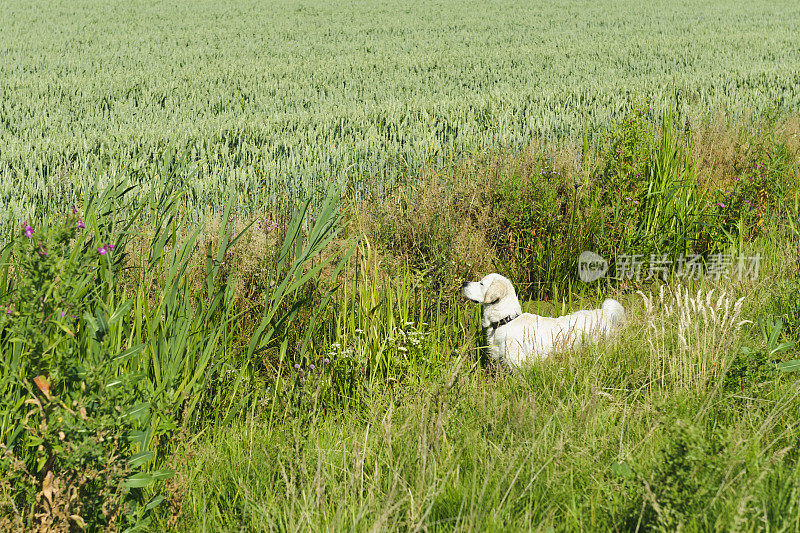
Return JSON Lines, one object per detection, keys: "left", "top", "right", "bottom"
{"left": 1, "top": 0, "right": 799, "bottom": 220}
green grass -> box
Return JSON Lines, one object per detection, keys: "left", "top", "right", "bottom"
{"left": 167, "top": 235, "right": 800, "bottom": 530}
{"left": 1, "top": 104, "right": 798, "bottom": 529}
{"left": 1, "top": 121, "right": 799, "bottom": 529}
{"left": 151, "top": 112, "right": 799, "bottom": 530}
{"left": 1, "top": 6, "right": 800, "bottom": 524}
{"left": 160, "top": 243, "right": 800, "bottom": 532}
{"left": 2, "top": 0, "right": 800, "bottom": 220}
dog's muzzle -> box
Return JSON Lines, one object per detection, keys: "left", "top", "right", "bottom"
{"left": 461, "top": 281, "right": 481, "bottom": 303}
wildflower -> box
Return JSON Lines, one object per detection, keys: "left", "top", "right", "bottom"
{"left": 108, "top": 244, "right": 115, "bottom": 250}
{"left": 60, "top": 311, "right": 66, "bottom": 318}
{"left": 71, "top": 206, "right": 77, "bottom": 214}
{"left": 294, "top": 363, "right": 300, "bottom": 370}
{"left": 23, "top": 223, "right": 33, "bottom": 239}
{"left": 6, "top": 308, "right": 11, "bottom": 315}
{"left": 77, "top": 219, "right": 85, "bottom": 229}
{"left": 98, "top": 246, "right": 107, "bottom": 255}
{"left": 310, "top": 364, "right": 315, "bottom": 370}
{"left": 324, "top": 357, "right": 330, "bottom": 363}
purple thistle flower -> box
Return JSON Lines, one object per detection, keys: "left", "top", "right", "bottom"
{"left": 77, "top": 219, "right": 85, "bottom": 229}
{"left": 98, "top": 246, "right": 107, "bottom": 255}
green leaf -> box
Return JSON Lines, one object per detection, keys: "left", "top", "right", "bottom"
{"left": 109, "top": 298, "right": 134, "bottom": 325}
{"left": 144, "top": 494, "right": 166, "bottom": 511}
{"left": 150, "top": 469, "right": 174, "bottom": 481}
{"left": 777, "top": 359, "right": 800, "bottom": 372}
{"left": 122, "top": 402, "right": 151, "bottom": 422}
{"left": 770, "top": 341, "right": 796, "bottom": 356}
{"left": 128, "top": 450, "right": 155, "bottom": 468}
{"left": 113, "top": 343, "right": 146, "bottom": 364}
{"left": 122, "top": 473, "right": 154, "bottom": 489}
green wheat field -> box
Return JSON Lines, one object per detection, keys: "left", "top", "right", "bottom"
{"left": 2, "top": 0, "right": 800, "bottom": 218}
{"left": 1, "top": 0, "right": 800, "bottom": 530}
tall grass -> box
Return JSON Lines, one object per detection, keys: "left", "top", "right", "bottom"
{"left": 2, "top": 0, "right": 800, "bottom": 219}
{"left": 169, "top": 284, "right": 800, "bottom": 530}
{"left": 1, "top": 106, "right": 798, "bottom": 529}
{"left": 156, "top": 111, "right": 800, "bottom": 530}
{"left": 639, "top": 111, "right": 709, "bottom": 257}
{"left": 638, "top": 284, "right": 750, "bottom": 390}
{"left": 0, "top": 178, "right": 350, "bottom": 529}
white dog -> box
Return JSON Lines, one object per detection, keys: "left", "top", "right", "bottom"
{"left": 462, "top": 273, "right": 626, "bottom": 368}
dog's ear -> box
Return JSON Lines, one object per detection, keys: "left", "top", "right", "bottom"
{"left": 483, "top": 279, "right": 508, "bottom": 304}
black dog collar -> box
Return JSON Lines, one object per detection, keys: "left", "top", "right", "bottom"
{"left": 489, "top": 313, "right": 519, "bottom": 331}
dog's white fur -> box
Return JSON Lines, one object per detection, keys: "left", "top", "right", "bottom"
{"left": 462, "top": 273, "right": 626, "bottom": 368}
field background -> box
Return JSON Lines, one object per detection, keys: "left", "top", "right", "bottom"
{"left": 2, "top": 0, "right": 799, "bottom": 219}
{"left": 2, "top": 0, "right": 800, "bottom": 531}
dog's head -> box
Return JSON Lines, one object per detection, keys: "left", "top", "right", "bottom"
{"left": 461, "top": 273, "right": 522, "bottom": 328}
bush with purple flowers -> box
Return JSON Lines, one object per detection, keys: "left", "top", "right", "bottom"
{"left": 0, "top": 208, "right": 152, "bottom": 530}
{"left": 712, "top": 144, "right": 793, "bottom": 234}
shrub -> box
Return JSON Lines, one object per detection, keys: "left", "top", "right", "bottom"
{"left": 598, "top": 100, "right": 654, "bottom": 203}
{"left": 489, "top": 155, "right": 590, "bottom": 300}
{"left": 0, "top": 211, "right": 150, "bottom": 529}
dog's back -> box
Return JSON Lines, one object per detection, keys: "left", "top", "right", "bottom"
{"left": 529, "top": 298, "right": 626, "bottom": 359}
